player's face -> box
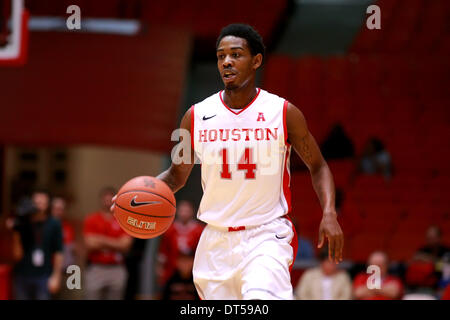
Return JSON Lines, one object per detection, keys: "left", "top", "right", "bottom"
{"left": 216, "top": 36, "right": 262, "bottom": 90}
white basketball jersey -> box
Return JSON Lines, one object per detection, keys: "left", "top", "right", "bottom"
{"left": 191, "top": 88, "right": 292, "bottom": 228}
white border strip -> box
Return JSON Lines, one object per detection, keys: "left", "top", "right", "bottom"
{"left": 29, "top": 17, "right": 141, "bottom": 35}
{"left": 0, "top": 0, "right": 23, "bottom": 59}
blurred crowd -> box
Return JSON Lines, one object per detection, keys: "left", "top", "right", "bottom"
{"left": 294, "top": 225, "right": 450, "bottom": 300}
{"left": 0, "top": 184, "right": 449, "bottom": 300}
{"left": 0, "top": 188, "right": 205, "bottom": 300}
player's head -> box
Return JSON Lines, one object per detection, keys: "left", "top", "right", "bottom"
{"left": 216, "top": 24, "right": 265, "bottom": 90}
{"left": 99, "top": 186, "right": 116, "bottom": 212}
{"left": 176, "top": 200, "right": 195, "bottom": 224}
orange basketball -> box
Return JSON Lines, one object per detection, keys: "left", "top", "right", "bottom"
{"left": 113, "top": 176, "right": 176, "bottom": 239}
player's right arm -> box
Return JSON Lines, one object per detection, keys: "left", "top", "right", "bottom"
{"left": 156, "top": 107, "right": 195, "bottom": 193}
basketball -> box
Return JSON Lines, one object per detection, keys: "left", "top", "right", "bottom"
{"left": 113, "top": 176, "right": 176, "bottom": 239}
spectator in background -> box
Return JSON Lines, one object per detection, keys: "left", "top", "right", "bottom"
{"left": 51, "top": 196, "right": 77, "bottom": 269}
{"left": 124, "top": 238, "right": 147, "bottom": 300}
{"left": 320, "top": 123, "right": 355, "bottom": 160}
{"left": 296, "top": 237, "right": 315, "bottom": 261}
{"left": 438, "top": 253, "right": 450, "bottom": 295}
{"left": 83, "top": 187, "right": 132, "bottom": 300}
{"left": 51, "top": 196, "right": 79, "bottom": 299}
{"left": 157, "top": 200, "right": 204, "bottom": 288}
{"left": 441, "top": 284, "right": 450, "bottom": 300}
{"left": 162, "top": 248, "right": 199, "bottom": 300}
{"left": 357, "top": 138, "right": 392, "bottom": 179}
{"left": 295, "top": 247, "right": 352, "bottom": 300}
{"left": 405, "top": 226, "right": 449, "bottom": 293}
{"left": 415, "top": 225, "right": 449, "bottom": 263}
{"left": 353, "top": 251, "right": 403, "bottom": 300}
{"left": 11, "top": 189, "right": 63, "bottom": 300}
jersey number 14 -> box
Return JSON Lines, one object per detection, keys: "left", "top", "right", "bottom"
{"left": 220, "top": 148, "right": 256, "bottom": 179}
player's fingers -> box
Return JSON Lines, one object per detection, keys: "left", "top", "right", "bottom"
{"left": 328, "top": 234, "right": 335, "bottom": 262}
{"left": 318, "top": 229, "right": 325, "bottom": 248}
{"left": 334, "top": 235, "right": 343, "bottom": 264}
{"left": 110, "top": 195, "right": 117, "bottom": 212}
{"left": 338, "top": 234, "right": 344, "bottom": 262}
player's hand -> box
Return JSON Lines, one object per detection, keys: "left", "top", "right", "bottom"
{"left": 110, "top": 195, "right": 117, "bottom": 212}
{"left": 318, "top": 211, "right": 344, "bottom": 264}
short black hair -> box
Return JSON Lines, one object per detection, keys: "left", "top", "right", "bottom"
{"left": 216, "top": 23, "right": 265, "bottom": 59}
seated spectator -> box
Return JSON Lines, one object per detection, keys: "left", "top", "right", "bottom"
{"left": 405, "top": 226, "right": 449, "bottom": 293}
{"left": 353, "top": 251, "right": 403, "bottom": 300}
{"left": 320, "top": 123, "right": 355, "bottom": 160}
{"left": 438, "top": 252, "right": 450, "bottom": 294}
{"left": 357, "top": 138, "right": 392, "bottom": 179}
{"left": 414, "top": 225, "right": 449, "bottom": 263}
{"left": 162, "top": 249, "right": 198, "bottom": 300}
{"left": 157, "top": 200, "right": 204, "bottom": 287}
{"left": 295, "top": 247, "right": 352, "bottom": 300}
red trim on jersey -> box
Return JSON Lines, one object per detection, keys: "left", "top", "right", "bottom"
{"left": 283, "top": 100, "right": 289, "bottom": 145}
{"left": 228, "top": 226, "right": 245, "bottom": 232}
{"left": 190, "top": 105, "right": 195, "bottom": 151}
{"left": 219, "top": 88, "right": 261, "bottom": 115}
{"left": 283, "top": 146, "right": 292, "bottom": 213}
{"left": 282, "top": 99, "right": 292, "bottom": 213}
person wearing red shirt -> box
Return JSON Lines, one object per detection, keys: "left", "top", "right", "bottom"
{"left": 157, "top": 200, "right": 204, "bottom": 288}
{"left": 441, "top": 284, "right": 450, "bottom": 300}
{"left": 83, "top": 187, "right": 132, "bottom": 300}
{"left": 353, "top": 251, "right": 403, "bottom": 300}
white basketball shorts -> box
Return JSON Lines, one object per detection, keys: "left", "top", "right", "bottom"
{"left": 193, "top": 216, "right": 297, "bottom": 300}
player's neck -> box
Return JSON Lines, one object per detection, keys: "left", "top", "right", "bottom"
{"left": 223, "top": 83, "right": 258, "bottom": 110}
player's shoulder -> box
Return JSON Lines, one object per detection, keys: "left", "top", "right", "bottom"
{"left": 258, "top": 88, "right": 287, "bottom": 104}
{"left": 258, "top": 89, "right": 288, "bottom": 106}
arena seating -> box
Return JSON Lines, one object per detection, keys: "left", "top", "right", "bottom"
{"left": 265, "top": 0, "right": 450, "bottom": 263}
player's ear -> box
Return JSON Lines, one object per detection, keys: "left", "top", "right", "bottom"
{"left": 252, "top": 53, "right": 263, "bottom": 70}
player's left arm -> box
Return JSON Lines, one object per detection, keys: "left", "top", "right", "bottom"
{"left": 286, "top": 102, "right": 344, "bottom": 263}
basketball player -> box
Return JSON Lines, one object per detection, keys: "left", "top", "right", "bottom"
{"left": 115, "top": 24, "right": 344, "bottom": 300}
